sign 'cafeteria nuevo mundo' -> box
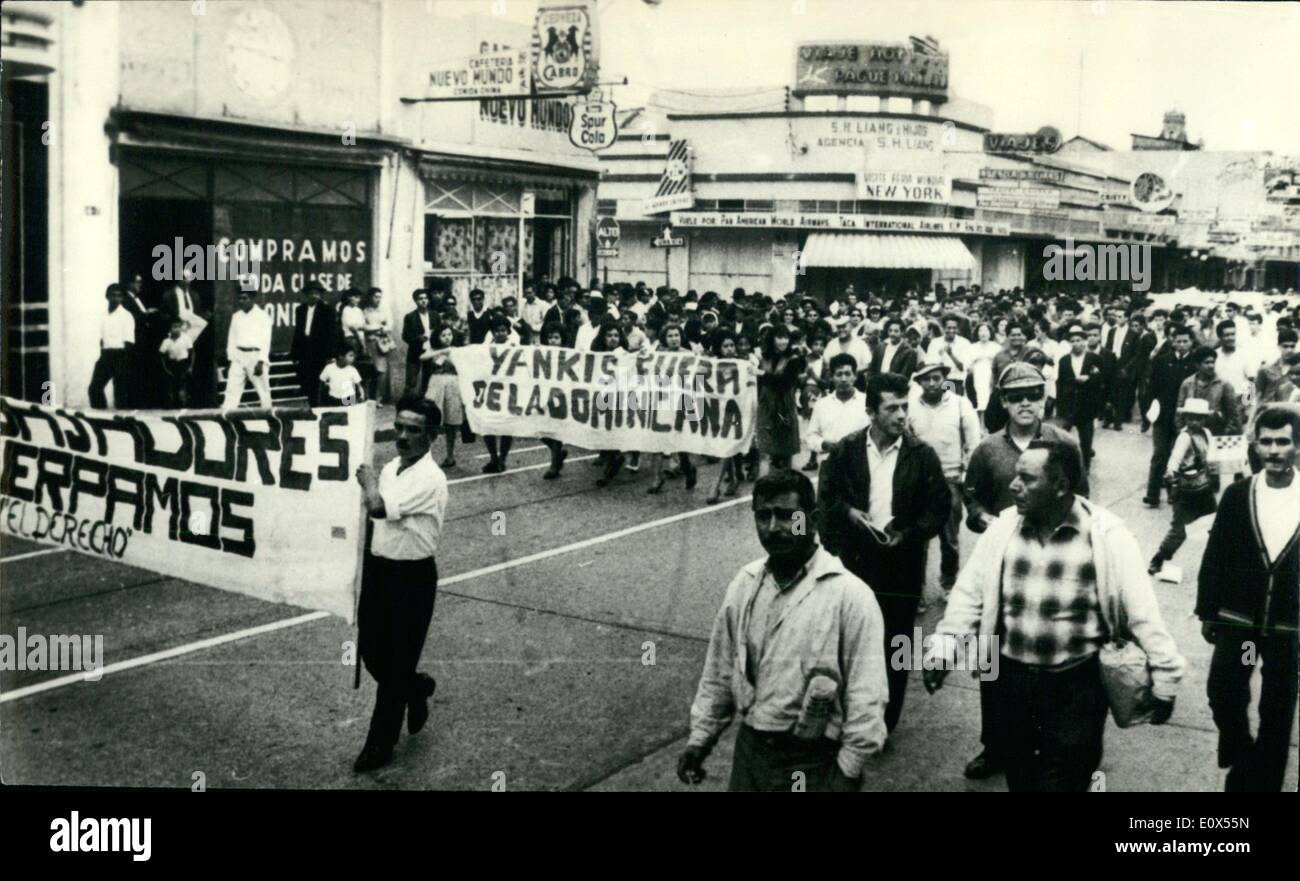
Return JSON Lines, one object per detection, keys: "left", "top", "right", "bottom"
{"left": 793, "top": 40, "right": 950, "bottom": 101}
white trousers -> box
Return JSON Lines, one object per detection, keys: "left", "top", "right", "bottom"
{"left": 223, "top": 358, "right": 272, "bottom": 410}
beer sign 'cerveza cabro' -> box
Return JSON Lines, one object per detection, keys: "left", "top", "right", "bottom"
{"left": 532, "top": 4, "right": 598, "bottom": 95}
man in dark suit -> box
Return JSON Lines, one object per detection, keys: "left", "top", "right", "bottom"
{"left": 1140, "top": 323, "right": 1198, "bottom": 507}
{"left": 868, "top": 317, "right": 918, "bottom": 381}
{"left": 290, "top": 281, "right": 336, "bottom": 406}
{"left": 817, "top": 372, "right": 951, "bottom": 732}
{"left": 1103, "top": 310, "right": 1143, "bottom": 428}
{"left": 1055, "top": 324, "right": 1106, "bottom": 469}
{"left": 466, "top": 288, "right": 491, "bottom": 344}
{"left": 401, "top": 288, "right": 435, "bottom": 396}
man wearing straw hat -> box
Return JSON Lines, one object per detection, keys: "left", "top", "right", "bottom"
{"left": 1148, "top": 398, "right": 1218, "bottom": 576}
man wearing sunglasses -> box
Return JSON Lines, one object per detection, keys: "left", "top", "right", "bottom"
{"left": 957, "top": 362, "right": 1089, "bottom": 781}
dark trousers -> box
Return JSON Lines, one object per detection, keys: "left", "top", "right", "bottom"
{"left": 1155, "top": 487, "right": 1216, "bottom": 562}
{"left": 979, "top": 677, "right": 1004, "bottom": 761}
{"left": 847, "top": 547, "right": 925, "bottom": 731}
{"left": 1109, "top": 373, "right": 1135, "bottom": 424}
{"left": 728, "top": 725, "right": 841, "bottom": 792}
{"left": 88, "top": 349, "right": 130, "bottom": 409}
{"left": 297, "top": 358, "right": 328, "bottom": 406}
{"left": 357, "top": 553, "right": 438, "bottom": 750}
{"left": 1207, "top": 629, "right": 1298, "bottom": 792}
{"left": 994, "top": 654, "right": 1109, "bottom": 792}
{"left": 937, "top": 477, "right": 964, "bottom": 579}
{"left": 1146, "top": 420, "right": 1176, "bottom": 501}
{"left": 405, "top": 360, "right": 430, "bottom": 396}
{"left": 1073, "top": 416, "right": 1096, "bottom": 466}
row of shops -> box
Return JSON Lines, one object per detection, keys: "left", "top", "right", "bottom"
{"left": 596, "top": 51, "right": 1299, "bottom": 303}
{"left": 2, "top": 0, "right": 600, "bottom": 407}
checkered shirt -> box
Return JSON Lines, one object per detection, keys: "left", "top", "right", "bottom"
{"left": 1000, "top": 498, "right": 1105, "bottom": 667}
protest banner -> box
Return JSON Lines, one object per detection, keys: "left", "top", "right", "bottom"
{"left": 0, "top": 398, "right": 373, "bottom": 623}
{"left": 448, "top": 345, "right": 757, "bottom": 457}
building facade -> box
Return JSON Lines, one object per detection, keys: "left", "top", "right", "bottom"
{"left": 596, "top": 47, "right": 1299, "bottom": 304}
{"left": 1, "top": 0, "right": 599, "bottom": 408}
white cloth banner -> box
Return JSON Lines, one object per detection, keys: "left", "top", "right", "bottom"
{"left": 0, "top": 397, "right": 373, "bottom": 623}
{"left": 448, "top": 345, "right": 757, "bottom": 457}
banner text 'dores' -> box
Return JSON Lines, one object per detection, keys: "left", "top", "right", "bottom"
{"left": 0, "top": 398, "right": 373, "bottom": 623}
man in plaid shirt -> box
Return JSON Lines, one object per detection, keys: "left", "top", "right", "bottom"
{"left": 923, "top": 439, "right": 1185, "bottom": 791}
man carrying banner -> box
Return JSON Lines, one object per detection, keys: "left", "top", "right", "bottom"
{"left": 353, "top": 394, "right": 448, "bottom": 773}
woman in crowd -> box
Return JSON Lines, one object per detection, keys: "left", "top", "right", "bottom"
{"left": 705, "top": 330, "right": 744, "bottom": 504}
{"left": 644, "top": 323, "right": 699, "bottom": 494}
{"left": 422, "top": 323, "right": 464, "bottom": 468}
{"left": 538, "top": 321, "right": 570, "bottom": 480}
{"left": 362, "top": 287, "right": 395, "bottom": 405}
{"left": 754, "top": 323, "right": 805, "bottom": 474}
{"left": 968, "top": 321, "right": 1003, "bottom": 420}
{"left": 592, "top": 319, "right": 632, "bottom": 487}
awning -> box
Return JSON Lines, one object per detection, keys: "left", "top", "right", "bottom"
{"left": 801, "top": 233, "right": 976, "bottom": 270}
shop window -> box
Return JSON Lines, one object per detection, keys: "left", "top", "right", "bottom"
{"left": 745, "top": 200, "right": 774, "bottom": 212}
{"left": 596, "top": 199, "right": 617, "bottom": 216}
{"left": 119, "top": 155, "right": 209, "bottom": 200}
{"left": 428, "top": 216, "right": 474, "bottom": 271}
{"left": 694, "top": 199, "right": 718, "bottom": 211}
{"left": 717, "top": 199, "right": 745, "bottom": 212}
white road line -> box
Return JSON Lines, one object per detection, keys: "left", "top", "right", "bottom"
{"left": 447, "top": 454, "right": 598, "bottom": 485}
{"left": 440, "top": 494, "right": 752, "bottom": 585}
{"left": 0, "top": 611, "right": 330, "bottom": 704}
{"left": 473, "top": 444, "right": 545, "bottom": 459}
{"left": 0, "top": 494, "right": 752, "bottom": 702}
{"left": 0, "top": 548, "right": 69, "bottom": 564}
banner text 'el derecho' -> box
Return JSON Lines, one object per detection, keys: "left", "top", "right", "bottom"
{"left": 449, "top": 346, "right": 757, "bottom": 457}
{"left": 0, "top": 397, "right": 371, "bottom": 622}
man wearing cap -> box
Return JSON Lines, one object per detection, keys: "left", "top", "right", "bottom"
{"left": 823, "top": 317, "right": 872, "bottom": 388}
{"left": 291, "top": 281, "right": 336, "bottom": 406}
{"left": 958, "top": 361, "right": 1088, "bottom": 780}
{"left": 908, "top": 357, "right": 982, "bottom": 593}
{"left": 1055, "top": 324, "right": 1105, "bottom": 469}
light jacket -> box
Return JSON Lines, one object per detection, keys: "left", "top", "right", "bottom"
{"left": 925, "top": 497, "right": 1186, "bottom": 699}
{"left": 688, "top": 546, "right": 888, "bottom": 777}
{"left": 907, "top": 388, "right": 982, "bottom": 480}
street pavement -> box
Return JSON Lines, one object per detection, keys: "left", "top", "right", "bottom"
{"left": 2, "top": 413, "right": 1296, "bottom": 791}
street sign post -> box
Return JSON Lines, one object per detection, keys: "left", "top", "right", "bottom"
{"left": 596, "top": 217, "right": 621, "bottom": 249}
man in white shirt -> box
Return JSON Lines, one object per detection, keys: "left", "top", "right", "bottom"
{"left": 1214, "top": 319, "right": 1254, "bottom": 411}
{"left": 804, "top": 352, "right": 869, "bottom": 469}
{"left": 222, "top": 289, "right": 274, "bottom": 410}
{"left": 519, "top": 283, "right": 549, "bottom": 343}
{"left": 353, "top": 394, "right": 449, "bottom": 773}
{"left": 907, "top": 357, "right": 982, "bottom": 590}
{"left": 822, "top": 318, "right": 872, "bottom": 385}
{"left": 926, "top": 314, "right": 973, "bottom": 388}
{"left": 88, "top": 284, "right": 136, "bottom": 409}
